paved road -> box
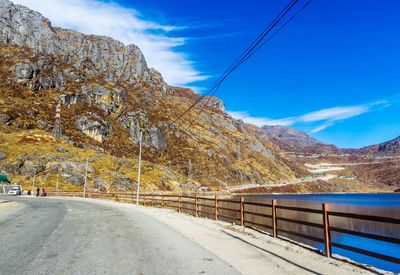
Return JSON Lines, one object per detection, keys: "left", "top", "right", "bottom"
{"left": 0, "top": 196, "right": 238, "bottom": 274}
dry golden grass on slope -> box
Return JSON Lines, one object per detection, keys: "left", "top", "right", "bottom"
{"left": 0, "top": 127, "right": 195, "bottom": 192}
{"left": 0, "top": 41, "right": 298, "bottom": 190}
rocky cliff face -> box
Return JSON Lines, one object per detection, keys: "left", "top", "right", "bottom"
{"left": 0, "top": 0, "right": 150, "bottom": 86}
{"left": 0, "top": 0, "right": 296, "bottom": 190}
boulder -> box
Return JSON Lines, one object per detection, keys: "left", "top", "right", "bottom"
{"left": 94, "top": 177, "right": 107, "bottom": 192}
{"left": 14, "top": 62, "right": 39, "bottom": 80}
{"left": 65, "top": 174, "right": 85, "bottom": 186}
{"left": 80, "top": 85, "right": 125, "bottom": 115}
{"left": 47, "top": 161, "right": 94, "bottom": 175}
{"left": 120, "top": 111, "right": 167, "bottom": 149}
{"left": 203, "top": 96, "right": 225, "bottom": 112}
{"left": 56, "top": 146, "right": 66, "bottom": 153}
{"left": 0, "top": 151, "right": 6, "bottom": 160}
{"left": 0, "top": 162, "right": 23, "bottom": 175}
{"left": 13, "top": 60, "right": 64, "bottom": 91}
{"left": 148, "top": 127, "right": 167, "bottom": 149}
{"left": 20, "top": 160, "right": 45, "bottom": 175}
{"left": 0, "top": 113, "right": 12, "bottom": 125}
{"left": 76, "top": 114, "right": 110, "bottom": 143}
{"left": 111, "top": 176, "right": 132, "bottom": 191}
{"left": 37, "top": 119, "right": 46, "bottom": 128}
{"left": 45, "top": 161, "right": 94, "bottom": 186}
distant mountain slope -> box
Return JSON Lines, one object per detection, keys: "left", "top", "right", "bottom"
{"left": 262, "top": 125, "right": 399, "bottom": 157}
{"left": 261, "top": 125, "right": 337, "bottom": 155}
{"left": 358, "top": 136, "right": 400, "bottom": 156}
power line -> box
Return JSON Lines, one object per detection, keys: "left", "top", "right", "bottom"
{"left": 159, "top": 0, "right": 300, "bottom": 135}
{"left": 179, "top": 0, "right": 313, "bottom": 135}
{"left": 234, "top": 0, "right": 313, "bottom": 69}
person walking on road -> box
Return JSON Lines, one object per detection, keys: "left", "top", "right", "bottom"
{"left": 36, "top": 187, "right": 40, "bottom": 197}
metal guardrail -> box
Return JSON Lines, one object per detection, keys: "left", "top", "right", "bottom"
{"left": 49, "top": 191, "right": 400, "bottom": 266}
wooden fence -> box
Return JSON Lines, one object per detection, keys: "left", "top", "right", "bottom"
{"left": 49, "top": 191, "right": 400, "bottom": 266}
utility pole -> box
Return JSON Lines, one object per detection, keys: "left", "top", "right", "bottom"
{"left": 83, "top": 158, "right": 88, "bottom": 198}
{"left": 136, "top": 130, "right": 143, "bottom": 205}
{"left": 31, "top": 169, "right": 36, "bottom": 196}
{"left": 56, "top": 173, "right": 59, "bottom": 195}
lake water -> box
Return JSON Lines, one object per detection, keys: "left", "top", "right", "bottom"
{"left": 240, "top": 193, "right": 400, "bottom": 273}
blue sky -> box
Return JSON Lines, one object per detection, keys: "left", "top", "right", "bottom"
{"left": 15, "top": 0, "right": 400, "bottom": 148}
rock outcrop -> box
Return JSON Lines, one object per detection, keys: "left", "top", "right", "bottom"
{"left": 76, "top": 114, "right": 110, "bottom": 143}
{"left": 0, "top": 0, "right": 149, "bottom": 85}
{"left": 203, "top": 96, "right": 225, "bottom": 112}
{"left": 121, "top": 111, "right": 166, "bottom": 149}
{"left": 80, "top": 85, "right": 126, "bottom": 116}
{"left": 0, "top": 113, "right": 12, "bottom": 125}
{"left": 13, "top": 60, "right": 64, "bottom": 91}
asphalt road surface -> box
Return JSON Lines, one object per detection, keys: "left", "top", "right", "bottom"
{"left": 0, "top": 196, "right": 238, "bottom": 274}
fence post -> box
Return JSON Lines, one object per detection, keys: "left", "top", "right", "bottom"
{"left": 272, "top": 199, "right": 277, "bottom": 238}
{"left": 240, "top": 197, "right": 244, "bottom": 227}
{"left": 178, "top": 194, "right": 182, "bottom": 213}
{"left": 152, "top": 193, "right": 154, "bottom": 207}
{"left": 161, "top": 193, "right": 164, "bottom": 208}
{"left": 323, "top": 203, "right": 331, "bottom": 257}
{"left": 195, "top": 193, "right": 198, "bottom": 217}
{"left": 214, "top": 195, "right": 218, "bottom": 220}
{"left": 143, "top": 193, "right": 146, "bottom": 206}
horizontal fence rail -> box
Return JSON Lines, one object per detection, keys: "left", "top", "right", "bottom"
{"left": 48, "top": 191, "right": 400, "bottom": 267}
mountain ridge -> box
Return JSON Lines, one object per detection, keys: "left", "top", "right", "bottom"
{"left": 356, "top": 135, "right": 400, "bottom": 156}
{"left": 261, "top": 125, "right": 338, "bottom": 155}
{"left": 262, "top": 124, "right": 399, "bottom": 156}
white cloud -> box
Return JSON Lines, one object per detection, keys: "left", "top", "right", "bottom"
{"left": 228, "top": 100, "right": 390, "bottom": 133}
{"left": 227, "top": 111, "right": 285, "bottom": 127}
{"left": 12, "top": 0, "right": 206, "bottom": 86}
{"left": 300, "top": 106, "right": 369, "bottom": 122}
{"left": 310, "top": 122, "right": 334, "bottom": 133}
{"left": 304, "top": 101, "right": 389, "bottom": 133}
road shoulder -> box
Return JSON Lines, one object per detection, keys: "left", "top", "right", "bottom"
{"left": 61, "top": 197, "right": 388, "bottom": 275}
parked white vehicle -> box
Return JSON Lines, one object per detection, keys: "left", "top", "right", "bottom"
{"left": 8, "top": 186, "right": 22, "bottom": 196}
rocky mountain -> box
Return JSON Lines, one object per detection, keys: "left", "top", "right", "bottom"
{"left": 262, "top": 124, "right": 400, "bottom": 157}
{"left": 0, "top": 0, "right": 297, "bottom": 191}
{"left": 261, "top": 124, "right": 399, "bottom": 191}
{"left": 357, "top": 136, "right": 400, "bottom": 156}
{"left": 262, "top": 125, "right": 338, "bottom": 155}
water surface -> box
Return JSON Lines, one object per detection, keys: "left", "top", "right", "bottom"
{"left": 239, "top": 193, "right": 400, "bottom": 273}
